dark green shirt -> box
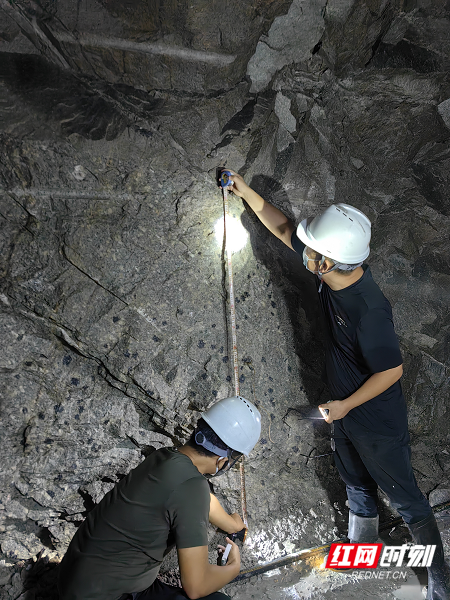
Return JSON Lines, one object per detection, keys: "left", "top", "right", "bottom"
{"left": 58, "top": 448, "right": 210, "bottom": 600}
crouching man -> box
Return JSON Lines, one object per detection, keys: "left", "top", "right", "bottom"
{"left": 58, "top": 396, "right": 261, "bottom": 600}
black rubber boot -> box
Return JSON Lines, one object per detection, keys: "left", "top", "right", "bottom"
{"left": 407, "top": 513, "right": 450, "bottom": 600}
{"left": 325, "top": 513, "right": 381, "bottom": 572}
{"left": 348, "top": 512, "right": 379, "bottom": 543}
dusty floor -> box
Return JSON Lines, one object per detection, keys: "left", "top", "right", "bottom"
{"left": 227, "top": 567, "right": 426, "bottom": 600}
{"left": 223, "top": 512, "right": 450, "bottom": 600}
{"left": 1, "top": 512, "right": 448, "bottom": 599}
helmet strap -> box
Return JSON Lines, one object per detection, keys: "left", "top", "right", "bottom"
{"left": 195, "top": 429, "right": 228, "bottom": 458}
{"left": 319, "top": 260, "right": 363, "bottom": 276}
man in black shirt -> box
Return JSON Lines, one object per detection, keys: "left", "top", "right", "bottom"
{"left": 226, "top": 170, "right": 449, "bottom": 600}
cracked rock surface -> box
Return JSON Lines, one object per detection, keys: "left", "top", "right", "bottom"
{"left": 0, "top": 0, "right": 450, "bottom": 598}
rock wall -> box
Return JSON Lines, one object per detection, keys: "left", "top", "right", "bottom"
{"left": 0, "top": 0, "right": 449, "bottom": 597}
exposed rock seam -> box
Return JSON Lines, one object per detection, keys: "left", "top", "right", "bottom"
{"left": 2, "top": 189, "right": 148, "bottom": 200}
{"left": 56, "top": 33, "right": 237, "bottom": 66}
{"left": 61, "top": 245, "right": 127, "bottom": 306}
{"left": 0, "top": 274, "right": 169, "bottom": 437}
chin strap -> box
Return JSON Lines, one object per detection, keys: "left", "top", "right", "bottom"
{"left": 316, "top": 261, "right": 363, "bottom": 293}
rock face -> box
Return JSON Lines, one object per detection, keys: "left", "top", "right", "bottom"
{"left": 0, "top": 0, "right": 450, "bottom": 598}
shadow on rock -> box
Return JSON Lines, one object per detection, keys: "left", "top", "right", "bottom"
{"left": 240, "top": 173, "right": 350, "bottom": 535}
{"left": 12, "top": 554, "right": 60, "bottom": 600}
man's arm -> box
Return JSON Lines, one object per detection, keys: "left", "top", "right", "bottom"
{"left": 228, "top": 171, "right": 296, "bottom": 250}
{"left": 178, "top": 539, "right": 240, "bottom": 599}
{"left": 209, "top": 493, "right": 245, "bottom": 533}
{"left": 319, "top": 364, "right": 403, "bottom": 423}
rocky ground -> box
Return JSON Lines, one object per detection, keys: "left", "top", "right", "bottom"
{"left": 0, "top": 0, "right": 449, "bottom": 598}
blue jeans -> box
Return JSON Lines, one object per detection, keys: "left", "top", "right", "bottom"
{"left": 332, "top": 418, "right": 431, "bottom": 524}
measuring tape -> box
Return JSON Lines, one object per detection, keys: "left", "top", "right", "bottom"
{"left": 220, "top": 170, "right": 248, "bottom": 530}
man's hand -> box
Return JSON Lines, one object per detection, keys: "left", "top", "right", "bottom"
{"left": 226, "top": 171, "right": 249, "bottom": 199}
{"left": 178, "top": 543, "right": 240, "bottom": 598}
{"left": 318, "top": 366, "right": 404, "bottom": 424}
{"left": 223, "top": 168, "right": 295, "bottom": 250}
{"left": 319, "top": 400, "right": 349, "bottom": 424}
{"left": 224, "top": 537, "right": 240, "bottom": 567}
{"left": 217, "top": 538, "right": 240, "bottom": 567}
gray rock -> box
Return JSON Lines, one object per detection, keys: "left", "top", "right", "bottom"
{"left": 1, "top": 534, "right": 42, "bottom": 561}
{"left": 430, "top": 488, "right": 450, "bottom": 507}
{"left": 438, "top": 98, "right": 450, "bottom": 130}
{"left": 0, "top": 0, "right": 292, "bottom": 93}
{"left": 0, "top": 1, "right": 450, "bottom": 599}
{"left": 275, "top": 93, "right": 297, "bottom": 134}
{"left": 247, "top": 0, "right": 327, "bottom": 93}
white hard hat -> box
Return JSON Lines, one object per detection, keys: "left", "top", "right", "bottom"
{"left": 296, "top": 204, "right": 371, "bottom": 264}
{"left": 202, "top": 396, "right": 261, "bottom": 456}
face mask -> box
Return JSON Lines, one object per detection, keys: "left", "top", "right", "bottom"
{"left": 303, "top": 247, "right": 326, "bottom": 274}
{"left": 302, "top": 247, "right": 363, "bottom": 277}
{"left": 214, "top": 458, "right": 224, "bottom": 475}
{"left": 209, "top": 452, "right": 243, "bottom": 478}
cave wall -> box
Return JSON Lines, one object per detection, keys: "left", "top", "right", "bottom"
{"left": 0, "top": 0, "right": 450, "bottom": 595}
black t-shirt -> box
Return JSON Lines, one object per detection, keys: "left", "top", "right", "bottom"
{"left": 58, "top": 448, "right": 210, "bottom": 600}
{"left": 292, "top": 232, "right": 408, "bottom": 435}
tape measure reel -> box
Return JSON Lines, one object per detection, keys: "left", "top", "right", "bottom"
{"left": 220, "top": 170, "right": 234, "bottom": 189}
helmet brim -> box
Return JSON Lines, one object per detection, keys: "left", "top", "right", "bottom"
{"left": 296, "top": 218, "right": 323, "bottom": 255}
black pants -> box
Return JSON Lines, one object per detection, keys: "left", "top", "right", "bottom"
{"left": 119, "top": 579, "right": 230, "bottom": 600}
{"left": 332, "top": 418, "right": 431, "bottom": 524}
